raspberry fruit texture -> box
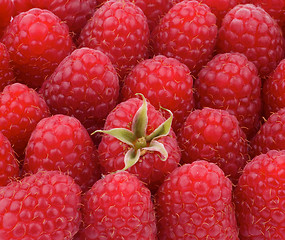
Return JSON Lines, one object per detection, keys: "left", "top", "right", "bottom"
{"left": 121, "top": 55, "right": 194, "bottom": 134}
{"left": 151, "top": 0, "right": 218, "bottom": 77}
{"left": 0, "top": 131, "right": 19, "bottom": 186}
{"left": 155, "top": 160, "right": 239, "bottom": 240}
{"left": 40, "top": 48, "right": 119, "bottom": 145}
{"left": 78, "top": 0, "right": 150, "bottom": 80}
{"left": 79, "top": 171, "right": 157, "bottom": 239}
{"left": 262, "top": 58, "right": 285, "bottom": 118}
{"left": 217, "top": 4, "right": 285, "bottom": 78}
{"left": 194, "top": 52, "right": 262, "bottom": 139}
{"left": 250, "top": 108, "right": 285, "bottom": 158}
{"left": 23, "top": 114, "right": 101, "bottom": 192}
{"left": 0, "top": 83, "right": 50, "bottom": 159}
{"left": 0, "top": 170, "right": 82, "bottom": 239}
{"left": 0, "top": 42, "right": 15, "bottom": 91}
{"left": 234, "top": 150, "right": 285, "bottom": 239}
{"left": 178, "top": 107, "right": 249, "bottom": 183}
{"left": 1, "top": 8, "right": 74, "bottom": 89}
{"left": 0, "top": 0, "right": 14, "bottom": 37}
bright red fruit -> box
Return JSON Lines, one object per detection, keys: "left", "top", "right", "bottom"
{"left": 217, "top": 4, "right": 285, "bottom": 78}
{"left": 79, "top": 171, "right": 157, "bottom": 239}
{"left": 40, "top": 47, "right": 119, "bottom": 145}
{"left": 194, "top": 52, "right": 262, "bottom": 139}
{"left": 151, "top": 0, "right": 217, "bottom": 76}
{"left": 23, "top": 114, "right": 101, "bottom": 192}
{"left": 1, "top": 8, "right": 74, "bottom": 89}
{"left": 0, "top": 171, "right": 81, "bottom": 239}
{"left": 0, "top": 0, "right": 13, "bottom": 37}
{"left": 155, "top": 160, "right": 239, "bottom": 239}
{"left": 121, "top": 55, "right": 194, "bottom": 133}
{"left": 0, "top": 42, "right": 15, "bottom": 91}
{"left": 178, "top": 108, "right": 249, "bottom": 183}
{"left": 0, "top": 83, "right": 50, "bottom": 159}
{"left": 78, "top": 0, "right": 150, "bottom": 80}
{"left": 234, "top": 150, "right": 285, "bottom": 239}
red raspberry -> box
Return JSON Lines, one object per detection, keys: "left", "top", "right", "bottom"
{"left": 0, "top": 170, "right": 81, "bottom": 239}
{"left": 78, "top": 0, "right": 150, "bottom": 80}
{"left": 23, "top": 114, "right": 101, "bottom": 192}
{"left": 217, "top": 4, "right": 285, "bottom": 78}
{"left": 195, "top": 52, "right": 262, "bottom": 139}
{"left": 0, "top": 42, "right": 15, "bottom": 91}
{"left": 0, "top": 83, "right": 50, "bottom": 159}
{"left": 1, "top": 8, "right": 74, "bottom": 89}
{"left": 151, "top": 0, "right": 218, "bottom": 77}
{"left": 156, "top": 160, "right": 239, "bottom": 239}
{"left": 79, "top": 171, "right": 157, "bottom": 239}
{"left": 234, "top": 150, "right": 285, "bottom": 239}
{"left": 40, "top": 48, "right": 119, "bottom": 145}
{"left": 121, "top": 55, "right": 194, "bottom": 133}
{"left": 13, "top": 0, "right": 97, "bottom": 37}
{"left": 0, "top": 0, "right": 14, "bottom": 37}
{"left": 262, "top": 59, "right": 285, "bottom": 118}
{"left": 250, "top": 108, "right": 285, "bottom": 158}
{"left": 178, "top": 108, "right": 249, "bottom": 183}
{"left": 0, "top": 132, "right": 19, "bottom": 186}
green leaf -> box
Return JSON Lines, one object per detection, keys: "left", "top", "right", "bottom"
{"left": 132, "top": 93, "right": 148, "bottom": 138}
{"left": 121, "top": 148, "right": 141, "bottom": 171}
{"left": 142, "top": 140, "right": 168, "bottom": 161}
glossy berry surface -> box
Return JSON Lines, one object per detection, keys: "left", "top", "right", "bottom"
{"left": 155, "top": 160, "right": 239, "bottom": 239}
{"left": 0, "top": 83, "right": 50, "bottom": 158}
{"left": 0, "top": 42, "right": 15, "bottom": 91}
{"left": 80, "top": 171, "right": 157, "bottom": 239}
{"left": 24, "top": 114, "right": 101, "bottom": 192}
{"left": 78, "top": 0, "right": 150, "bottom": 80}
{"left": 151, "top": 0, "right": 218, "bottom": 76}
{"left": 234, "top": 150, "right": 285, "bottom": 239}
{"left": 195, "top": 52, "right": 262, "bottom": 139}
{"left": 0, "top": 0, "right": 13, "bottom": 37}
{"left": 179, "top": 108, "right": 249, "bottom": 183}
{"left": 121, "top": 55, "right": 194, "bottom": 133}
{"left": 1, "top": 8, "right": 74, "bottom": 89}
{"left": 0, "top": 170, "right": 82, "bottom": 239}
{"left": 217, "top": 4, "right": 285, "bottom": 78}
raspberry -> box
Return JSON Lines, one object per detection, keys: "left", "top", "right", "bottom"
{"left": 23, "top": 114, "right": 101, "bottom": 192}
{"left": 121, "top": 55, "right": 194, "bottom": 133}
{"left": 178, "top": 108, "right": 249, "bottom": 183}
{"left": 234, "top": 150, "right": 285, "bottom": 239}
{"left": 0, "top": 0, "right": 14, "bottom": 37}
{"left": 79, "top": 171, "right": 157, "bottom": 239}
{"left": 151, "top": 0, "right": 218, "bottom": 76}
{"left": 78, "top": 0, "right": 150, "bottom": 80}
{"left": 0, "top": 83, "right": 50, "bottom": 159}
{"left": 217, "top": 4, "right": 285, "bottom": 78}
{"left": 1, "top": 8, "right": 74, "bottom": 89}
{"left": 0, "top": 42, "right": 15, "bottom": 91}
{"left": 156, "top": 160, "right": 239, "bottom": 239}
{"left": 194, "top": 52, "right": 262, "bottom": 139}
{"left": 262, "top": 58, "right": 285, "bottom": 118}
{"left": 0, "top": 171, "right": 81, "bottom": 239}
{"left": 40, "top": 48, "right": 119, "bottom": 145}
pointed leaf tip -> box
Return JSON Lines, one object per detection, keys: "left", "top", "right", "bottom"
{"left": 132, "top": 93, "right": 148, "bottom": 138}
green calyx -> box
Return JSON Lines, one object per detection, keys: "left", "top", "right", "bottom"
{"left": 94, "top": 93, "right": 173, "bottom": 171}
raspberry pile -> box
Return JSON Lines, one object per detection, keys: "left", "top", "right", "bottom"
{"left": 1, "top": 0, "right": 285, "bottom": 239}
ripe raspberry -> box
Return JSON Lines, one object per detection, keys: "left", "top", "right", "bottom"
{"left": 1, "top": 8, "right": 74, "bottom": 89}
{"left": 40, "top": 47, "right": 119, "bottom": 145}
{"left": 79, "top": 171, "right": 157, "bottom": 239}
{"left": 151, "top": 0, "right": 218, "bottom": 76}
{"left": 78, "top": 0, "right": 150, "bottom": 80}
{"left": 262, "top": 58, "right": 285, "bottom": 118}
{"left": 0, "top": 83, "right": 50, "bottom": 159}
{"left": 0, "top": 42, "right": 15, "bottom": 91}
{"left": 121, "top": 55, "right": 194, "bottom": 133}
{"left": 0, "top": 132, "right": 19, "bottom": 186}
{"left": 217, "top": 4, "right": 285, "bottom": 78}
{"left": 234, "top": 150, "right": 285, "bottom": 239}
{"left": 195, "top": 52, "right": 262, "bottom": 139}
{"left": 178, "top": 108, "right": 249, "bottom": 183}
{"left": 0, "top": 170, "right": 82, "bottom": 239}
{"left": 0, "top": 0, "right": 14, "bottom": 37}
{"left": 155, "top": 160, "right": 239, "bottom": 239}
{"left": 250, "top": 108, "right": 285, "bottom": 158}
{"left": 23, "top": 114, "right": 101, "bottom": 192}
